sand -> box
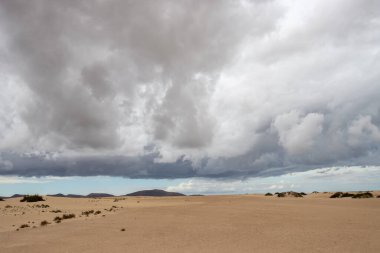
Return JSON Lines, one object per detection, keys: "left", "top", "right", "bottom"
{"left": 0, "top": 193, "right": 379, "bottom": 253}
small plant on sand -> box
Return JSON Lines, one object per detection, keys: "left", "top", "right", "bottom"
{"left": 20, "top": 195, "right": 45, "bottom": 202}
{"left": 35, "top": 204, "right": 50, "bottom": 208}
{"left": 50, "top": 209, "right": 62, "bottom": 213}
{"left": 121, "top": 228, "right": 125, "bottom": 231}
{"left": 19, "top": 224, "right": 29, "bottom": 228}
{"left": 0, "top": 197, "right": 4, "bottom": 201}
{"left": 40, "top": 220, "right": 50, "bottom": 226}
{"left": 54, "top": 216, "right": 62, "bottom": 223}
{"left": 277, "top": 192, "right": 286, "bottom": 197}
{"left": 82, "top": 210, "right": 94, "bottom": 216}
{"left": 5, "top": 205, "right": 12, "bottom": 208}
{"left": 265, "top": 193, "right": 273, "bottom": 196}
{"left": 62, "top": 213, "right": 76, "bottom": 219}
{"left": 94, "top": 210, "right": 101, "bottom": 215}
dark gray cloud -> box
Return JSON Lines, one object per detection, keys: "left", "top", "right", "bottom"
{"left": 0, "top": 0, "right": 380, "bottom": 178}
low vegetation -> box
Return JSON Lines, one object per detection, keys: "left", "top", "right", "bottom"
{"left": 34, "top": 204, "right": 50, "bottom": 208}
{"left": 352, "top": 192, "right": 373, "bottom": 199}
{"left": 330, "top": 192, "right": 373, "bottom": 199}
{"left": 82, "top": 210, "right": 94, "bottom": 216}
{"left": 19, "top": 224, "right": 30, "bottom": 228}
{"left": 54, "top": 216, "right": 62, "bottom": 223}
{"left": 275, "top": 191, "right": 304, "bottom": 198}
{"left": 20, "top": 195, "right": 45, "bottom": 202}
{"left": 40, "top": 220, "right": 50, "bottom": 226}
{"left": 50, "top": 209, "right": 62, "bottom": 213}
{"left": 265, "top": 193, "right": 273, "bottom": 196}
{"left": 0, "top": 197, "right": 4, "bottom": 201}
{"left": 62, "top": 213, "right": 76, "bottom": 219}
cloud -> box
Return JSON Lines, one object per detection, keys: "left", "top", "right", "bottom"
{"left": 0, "top": 176, "right": 66, "bottom": 184}
{"left": 166, "top": 166, "right": 380, "bottom": 194}
{"left": 0, "top": 1, "right": 379, "bottom": 178}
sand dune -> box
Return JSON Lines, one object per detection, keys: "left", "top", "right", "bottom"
{"left": 1, "top": 193, "right": 379, "bottom": 252}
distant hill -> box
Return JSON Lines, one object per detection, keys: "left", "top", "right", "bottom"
{"left": 86, "top": 193, "right": 114, "bottom": 198}
{"left": 47, "top": 193, "right": 114, "bottom": 198}
{"left": 48, "top": 193, "right": 84, "bottom": 198}
{"left": 125, "top": 189, "right": 185, "bottom": 197}
{"left": 10, "top": 194, "right": 24, "bottom": 198}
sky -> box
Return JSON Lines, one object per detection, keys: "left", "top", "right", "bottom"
{"left": 0, "top": 0, "right": 380, "bottom": 196}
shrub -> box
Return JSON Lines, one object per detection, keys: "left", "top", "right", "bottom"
{"left": 54, "top": 216, "right": 62, "bottom": 223}
{"left": 377, "top": 195, "right": 380, "bottom": 198}
{"left": 62, "top": 213, "right": 75, "bottom": 219}
{"left": 20, "top": 195, "right": 45, "bottom": 202}
{"left": 289, "top": 191, "right": 303, "bottom": 198}
{"left": 352, "top": 192, "right": 373, "bottom": 199}
{"left": 277, "top": 193, "right": 286, "bottom": 197}
{"left": 94, "top": 210, "right": 101, "bottom": 215}
{"left": 40, "top": 220, "right": 50, "bottom": 226}
{"left": 330, "top": 192, "right": 343, "bottom": 198}
{"left": 265, "top": 193, "right": 273, "bottom": 196}
{"left": 121, "top": 228, "right": 125, "bottom": 231}
{"left": 50, "top": 210, "right": 62, "bottom": 213}
{"left": 341, "top": 192, "right": 354, "bottom": 198}
{"left": 300, "top": 192, "right": 307, "bottom": 196}
{"left": 0, "top": 197, "right": 4, "bottom": 201}
{"left": 5, "top": 205, "right": 12, "bottom": 208}
{"left": 20, "top": 224, "right": 29, "bottom": 228}
{"left": 82, "top": 210, "right": 94, "bottom": 216}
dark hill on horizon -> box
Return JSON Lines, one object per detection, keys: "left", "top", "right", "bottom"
{"left": 125, "top": 189, "right": 185, "bottom": 197}
{"left": 48, "top": 193, "right": 115, "bottom": 198}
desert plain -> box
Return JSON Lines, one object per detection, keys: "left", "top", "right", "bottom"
{"left": 0, "top": 192, "right": 380, "bottom": 253}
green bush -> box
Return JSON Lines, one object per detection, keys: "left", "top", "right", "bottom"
{"left": 20, "top": 195, "right": 45, "bottom": 202}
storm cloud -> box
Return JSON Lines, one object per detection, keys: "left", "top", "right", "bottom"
{"left": 0, "top": 0, "right": 380, "bottom": 178}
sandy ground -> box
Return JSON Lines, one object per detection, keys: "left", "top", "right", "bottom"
{"left": 0, "top": 193, "right": 379, "bottom": 253}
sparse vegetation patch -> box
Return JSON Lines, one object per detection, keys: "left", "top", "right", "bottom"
{"left": 352, "top": 192, "right": 373, "bottom": 199}
{"left": 54, "top": 216, "right": 62, "bottom": 223}
{"left": 62, "top": 213, "right": 76, "bottom": 219}
{"left": 40, "top": 220, "right": 50, "bottom": 226}
{"left": 265, "top": 193, "right": 273, "bottom": 196}
{"left": 20, "top": 195, "right": 45, "bottom": 202}
{"left": 330, "top": 191, "right": 373, "bottom": 199}
{"left": 82, "top": 210, "right": 94, "bottom": 216}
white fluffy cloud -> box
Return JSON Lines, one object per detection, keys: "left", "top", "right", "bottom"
{"left": 0, "top": 0, "right": 380, "bottom": 178}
